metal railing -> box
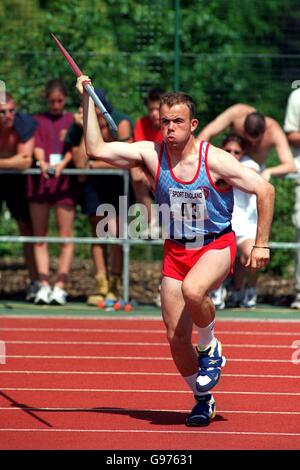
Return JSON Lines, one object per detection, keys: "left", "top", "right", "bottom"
{"left": 0, "top": 168, "right": 134, "bottom": 301}
{"left": 0, "top": 168, "right": 300, "bottom": 301}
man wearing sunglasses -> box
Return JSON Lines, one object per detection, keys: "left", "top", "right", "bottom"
{"left": 197, "top": 103, "right": 296, "bottom": 180}
{"left": 0, "top": 92, "right": 39, "bottom": 300}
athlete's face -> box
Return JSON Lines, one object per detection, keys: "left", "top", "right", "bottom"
{"left": 160, "top": 104, "right": 198, "bottom": 148}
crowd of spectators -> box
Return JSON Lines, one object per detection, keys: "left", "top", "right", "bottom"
{"left": 0, "top": 80, "right": 299, "bottom": 307}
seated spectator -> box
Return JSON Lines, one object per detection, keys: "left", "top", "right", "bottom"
{"left": 66, "top": 89, "right": 124, "bottom": 306}
{"left": 0, "top": 91, "right": 39, "bottom": 300}
{"left": 27, "top": 79, "right": 77, "bottom": 305}
{"left": 211, "top": 134, "right": 260, "bottom": 309}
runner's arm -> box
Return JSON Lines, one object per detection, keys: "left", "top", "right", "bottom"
{"left": 76, "top": 75, "right": 155, "bottom": 170}
{"left": 209, "top": 146, "right": 275, "bottom": 268}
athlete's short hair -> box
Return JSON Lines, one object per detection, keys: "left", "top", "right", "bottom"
{"left": 244, "top": 112, "right": 266, "bottom": 138}
{"left": 160, "top": 92, "right": 196, "bottom": 119}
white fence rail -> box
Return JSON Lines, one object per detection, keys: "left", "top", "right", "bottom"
{"left": 0, "top": 169, "right": 299, "bottom": 301}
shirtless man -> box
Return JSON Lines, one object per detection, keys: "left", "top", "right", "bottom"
{"left": 0, "top": 92, "right": 38, "bottom": 299}
{"left": 76, "top": 75, "right": 274, "bottom": 426}
{"left": 197, "top": 103, "right": 296, "bottom": 180}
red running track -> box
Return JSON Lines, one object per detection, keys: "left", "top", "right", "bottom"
{"left": 0, "top": 316, "right": 300, "bottom": 450}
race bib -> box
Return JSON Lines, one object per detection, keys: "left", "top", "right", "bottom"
{"left": 49, "top": 153, "right": 62, "bottom": 166}
{"left": 169, "top": 188, "right": 208, "bottom": 222}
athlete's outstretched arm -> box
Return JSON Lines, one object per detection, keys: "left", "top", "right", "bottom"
{"left": 76, "top": 75, "right": 156, "bottom": 170}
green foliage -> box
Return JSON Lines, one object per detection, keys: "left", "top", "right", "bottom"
{"left": 0, "top": 0, "right": 299, "bottom": 269}
{"left": 0, "top": 211, "right": 23, "bottom": 257}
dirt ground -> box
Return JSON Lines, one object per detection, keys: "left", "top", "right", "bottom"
{"left": 0, "top": 257, "right": 296, "bottom": 306}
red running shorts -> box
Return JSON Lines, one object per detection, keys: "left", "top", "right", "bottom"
{"left": 162, "top": 231, "right": 236, "bottom": 281}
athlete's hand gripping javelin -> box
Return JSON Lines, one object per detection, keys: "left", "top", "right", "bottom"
{"left": 51, "top": 33, "right": 117, "bottom": 132}
{"left": 76, "top": 74, "right": 147, "bottom": 171}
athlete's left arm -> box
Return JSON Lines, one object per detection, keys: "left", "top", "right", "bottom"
{"left": 261, "top": 120, "right": 296, "bottom": 180}
{"left": 209, "top": 146, "right": 275, "bottom": 269}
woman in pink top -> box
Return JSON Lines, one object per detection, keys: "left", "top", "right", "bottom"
{"left": 27, "top": 79, "right": 76, "bottom": 305}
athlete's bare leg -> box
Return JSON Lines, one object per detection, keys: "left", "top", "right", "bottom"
{"left": 182, "top": 247, "right": 231, "bottom": 328}
{"left": 161, "top": 276, "right": 197, "bottom": 377}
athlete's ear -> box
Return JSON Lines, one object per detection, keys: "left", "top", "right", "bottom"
{"left": 191, "top": 118, "right": 198, "bottom": 133}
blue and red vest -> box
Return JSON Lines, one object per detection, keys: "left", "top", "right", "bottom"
{"left": 154, "top": 141, "right": 233, "bottom": 243}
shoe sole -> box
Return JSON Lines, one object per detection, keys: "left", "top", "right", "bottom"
{"left": 185, "top": 407, "right": 216, "bottom": 427}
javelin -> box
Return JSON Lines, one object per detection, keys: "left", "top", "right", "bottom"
{"left": 50, "top": 32, "right": 117, "bottom": 132}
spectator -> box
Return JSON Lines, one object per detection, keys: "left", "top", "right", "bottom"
{"left": 0, "top": 91, "right": 39, "bottom": 300}
{"left": 134, "top": 88, "right": 164, "bottom": 143}
{"left": 210, "top": 134, "right": 260, "bottom": 309}
{"left": 66, "top": 89, "right": 124, "bottom": 306}
{"left": 284, "top": 87, "right": 300, "bottom": 308}
{"left": 134, "top": 88, "right": 165, "bottom": 306}
{"left": 111, "top": 106, "right": 134, "bottom": 144}
{"left": 133, "top": 88, "right": 164, "bottom": 238}
{"left": 198, "top": 103, "right": 296, "bottom": 179}
{"left": 27, "top": 79, "right": 77, "bottom": 305}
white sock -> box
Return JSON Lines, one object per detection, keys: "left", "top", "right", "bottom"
{"left": 197, "top": 320, "right": 215, "bottom": 350}
{"left": 183, "top": 372, "right": 207, "bottom": 397}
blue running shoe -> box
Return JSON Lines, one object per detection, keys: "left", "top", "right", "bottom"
{"left": 196, "top": 338, "right": 226, "bottom": 393}
{"left": 186, "top": 393, "right": 216, "bottom": 426}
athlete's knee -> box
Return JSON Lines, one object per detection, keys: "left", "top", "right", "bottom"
{"left": 181, "top": 280, "right": 206, "bottom": 305}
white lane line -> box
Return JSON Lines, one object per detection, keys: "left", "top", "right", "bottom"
{"left": 2, "top": 355, "right": 292, "bottom": 362}
{"left": 0, "top": 428, "right": 299, "bottom": 436}
{"left": 1, "top": 388, "right": 300, "bottom": 396}
{"left": 0, "top": 407, "right": 299, "bottom": 416}
{"left": 0, "top": 327, "right": 166, "bottom": 333}
{"left": 0, "top": 315, "right": 163, "bottom": 321}
{"left": 1, "top": 327, "right": 300, "bottom": 336}
{"left": 0, "top": 370, "right": 299, "bottom": 379}
{"left": 4, "top": 340, "right": 295, "bottom": 348}
{"left": 1, "top": 315, "right": 300, "bottom": 323}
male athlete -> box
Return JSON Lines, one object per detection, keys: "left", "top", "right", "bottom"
{"left": 76, "top": 76, "right": 274, "bottom": 426}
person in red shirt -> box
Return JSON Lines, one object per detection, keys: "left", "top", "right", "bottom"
{"left": 134, "top": 88, "right": 164, "bottom": 143}
{"left": 132, "top": 89, "right": 164, "bottom": 240}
